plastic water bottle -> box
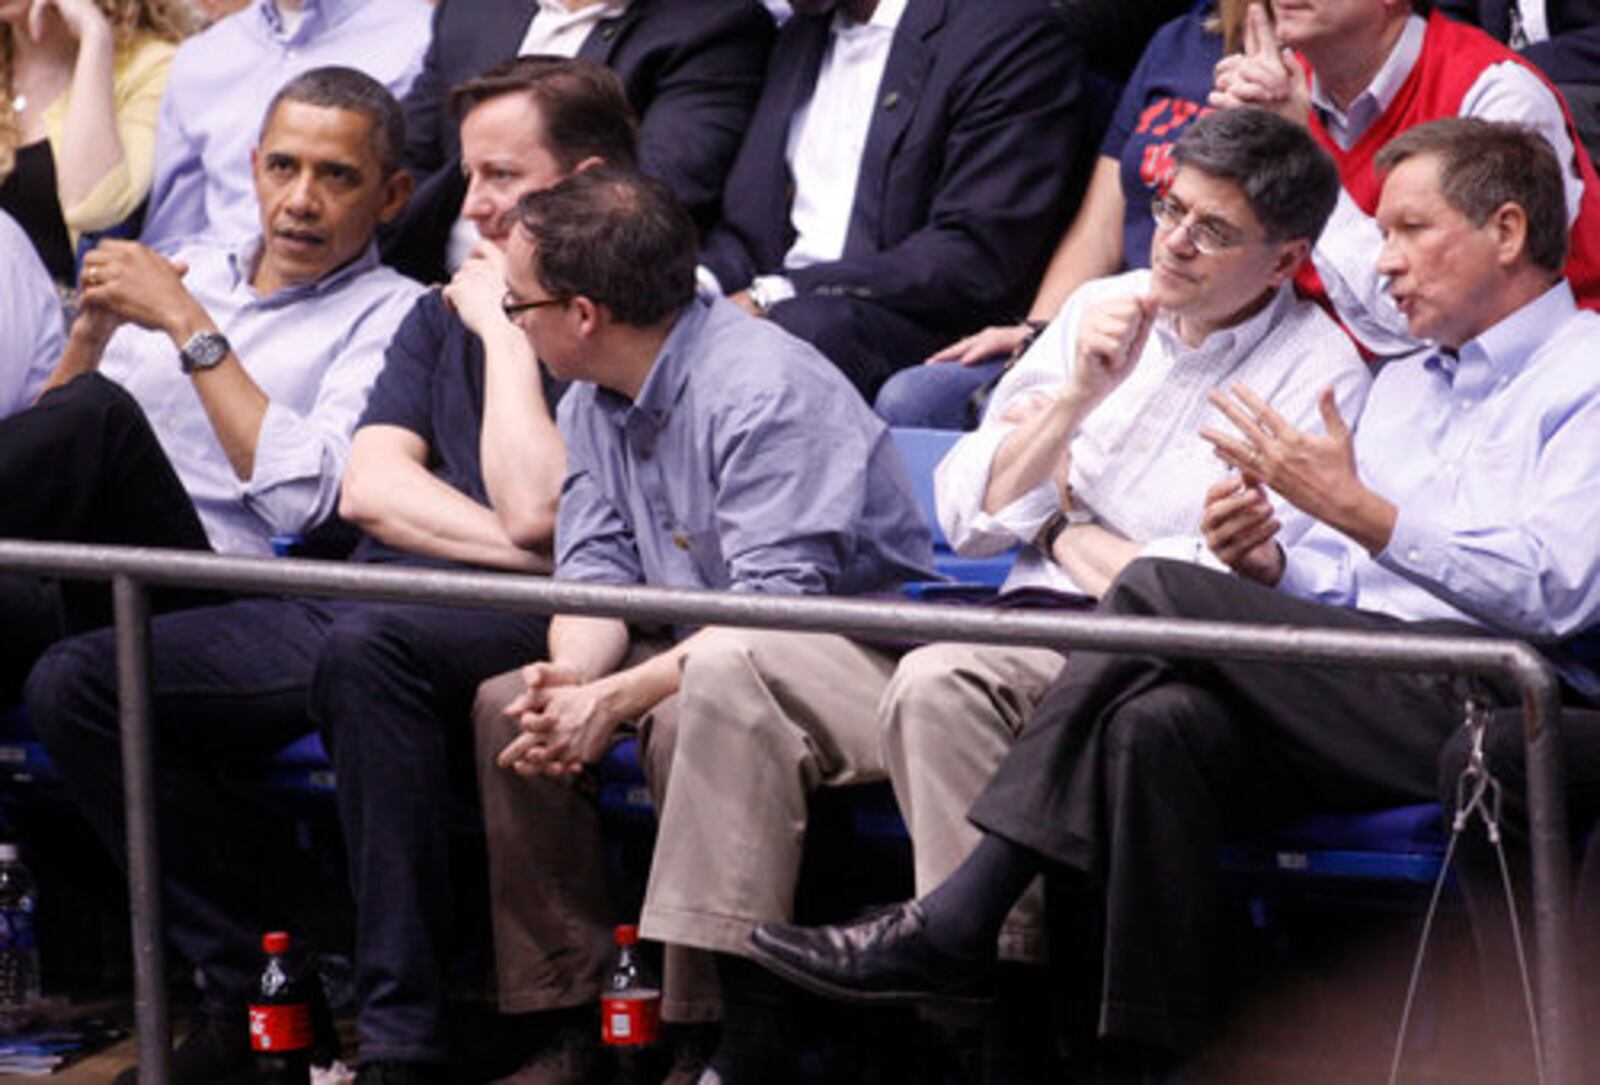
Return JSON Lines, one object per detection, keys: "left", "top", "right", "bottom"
{"left": 601, "top": 925, "right": 663, "bottom": 1084}
{"left": 0, "top": 843, "right": 41, "bottom": 1008}
{"left": 249, "top": 931, "right": 311, "bottom": 1085}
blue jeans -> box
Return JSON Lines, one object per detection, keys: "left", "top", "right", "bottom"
{"left": 28, "top": 594, "right": 549, "bottom": 1064}
{"left": 872, "top": 356, "right": 1007, "bottom": 430}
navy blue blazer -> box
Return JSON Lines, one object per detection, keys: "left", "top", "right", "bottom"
{"left": 699, "top": 0, "right": 1087, "bottom": 332}
{"left": 384, "top": 0, "right": 774, "bottom": 283}
{"left": 1439, "top": 0, "right": 1600, "bottom": 82}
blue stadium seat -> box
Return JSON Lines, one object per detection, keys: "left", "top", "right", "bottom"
{"left": 889, "top": 427, "right": 1015, "bottom": 598}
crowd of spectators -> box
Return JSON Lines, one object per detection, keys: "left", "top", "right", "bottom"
{"left": 2, "top": 1, "right": 1600, "bottom": 1083}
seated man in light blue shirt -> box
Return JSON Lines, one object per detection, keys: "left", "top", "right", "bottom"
{"left": 749, "top": 117, "right": 1600, "bottom": 1077}
{"left": 0, "top": 66, "right": 419, "bottom": 685}
{"left": 470, "top": 165, "right": 935, "bottom": 1083}
{"left": 140, "top": 0, "right": 430, "bottom": 251}
{"left": 0, "top": 210, "right": 63, "bottom": 421}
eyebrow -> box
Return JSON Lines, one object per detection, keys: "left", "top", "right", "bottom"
{"left": 1164, "top": 193, "right": 1243, "bottom": 237}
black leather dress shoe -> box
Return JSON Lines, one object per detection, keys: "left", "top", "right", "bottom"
{"left": 747, "top": 901, "right": 994, "bottom": 1007}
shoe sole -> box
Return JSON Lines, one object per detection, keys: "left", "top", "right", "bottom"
{"left": 745, "top": 941, "right": 994, "bottom": 1012}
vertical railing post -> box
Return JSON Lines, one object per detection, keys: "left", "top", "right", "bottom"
{"left": 112, "top": 574, "right": 170, "bottom": 1085}
{"left": 1520, "top": 663, "right": 1576, "bottom": 1085}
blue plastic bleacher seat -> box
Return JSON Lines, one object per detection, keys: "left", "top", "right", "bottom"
{"left": 889, "top": 427, "right": 1015, "bottom": 597}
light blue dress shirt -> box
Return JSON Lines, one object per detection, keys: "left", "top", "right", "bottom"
{"left": 0, "top": 211, "right": 64, "bottom": 419}
{"left": 140, "top": 0, "right": 431, "bottom": 252}
{"left": 1279, "top": 281, "right": 1600, "bottom": 642}
{"left": 99, "top": 237, "right": 422, "bottom": 555}
{"left": 554, "top": 295, "right": 936, "bottom": 601}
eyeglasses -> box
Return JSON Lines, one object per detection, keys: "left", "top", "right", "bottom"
{"left": 1150, "top": 193, "right": 1250, "bottom": 256}
{"left": 502, "top": 292, "right": 569, "bottom": 321}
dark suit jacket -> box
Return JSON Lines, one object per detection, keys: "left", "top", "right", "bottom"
{"left": 699, "top": 0, "right": 1086, "bottom": 333}
{"left": 1439, "top": 0, "right": 1600, "bottom": 82}
{"left": 384, "top": 0, "right": 774, "bottom": 283}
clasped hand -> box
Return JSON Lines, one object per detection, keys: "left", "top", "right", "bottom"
{"left": 78, "top": 240, "right": 199, "bottom": 340}
{"left": 495, "top": 661, "right": 623, "bottom": 778}
{"left": 1209, "top": 2, "right": 1310, "bottom": 128}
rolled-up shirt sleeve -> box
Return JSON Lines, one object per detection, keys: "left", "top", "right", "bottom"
{"left": 713, "top": 388, "right": 873, "bottom": 595}
{"left": 237, "top": 290, "right": 413, "bottom": 536}
{"left": 935, "top": 303, "right": 1078, "bottom": 555}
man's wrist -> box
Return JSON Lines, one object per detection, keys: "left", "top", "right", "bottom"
{"left": 165, "top": 303, "right": 218, "bottom": 348}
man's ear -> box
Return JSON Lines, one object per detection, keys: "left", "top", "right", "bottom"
{"left": 571, "top": 155, "right": 606, "bottom": 176}
{"left": 570, "top": 294, "right": 602, "bottom": 337}
{"left": 1487, "top": 200, "right": 1530, "bottom": 269}
{"left": 377, "top": 169, "right": 414, "bottom": 225}
{"left": 1267, "top": 237, "right": 1311, "bottom": 286}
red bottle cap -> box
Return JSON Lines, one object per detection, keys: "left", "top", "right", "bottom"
{"left": 262, "top": 931, "right": 291, "bottom": 955}
{"left": 614, "top": 925, "right": 639, "bottom": 946}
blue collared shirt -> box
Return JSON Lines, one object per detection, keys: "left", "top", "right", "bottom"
{"left": 99, "top": 238, "right": 422, "bottom": 555}
{"left": 140, "top": 0, "right": 431, "bottom": 251}
{"left": 0, "top": 211, "right": 63, "bottom": 419}
{"left": 1280, "top": 281, "right": 1600, "bottom": 641}
{"left": 554, "top": 295, "right": 935, "bottom": 602}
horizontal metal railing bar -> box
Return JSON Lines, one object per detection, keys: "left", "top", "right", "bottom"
{"left": 0, "top": 538, "right": 1576, "bottom": 1083}
{"left": 0, "top": 539, "right": 1553, "bottom": 683}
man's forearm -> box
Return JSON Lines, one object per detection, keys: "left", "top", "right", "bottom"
{"left": 1052, "top": 523, "right": 1143, "bottom": 598}
{"left": 548, "top": 614, "right": 633, "bottom": 684}
{"left": 478, "top": 321, "right": 565, "bottom": 550}
{"left": 982, "top": 391, "right": 1091, "bottom": 514}
{"left": 43, "top": 335, "right": 103, "bottom": 393}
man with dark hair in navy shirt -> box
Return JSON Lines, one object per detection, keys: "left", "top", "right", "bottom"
{"left": 27, "top": 56, "right": 639, "bottom": 1085}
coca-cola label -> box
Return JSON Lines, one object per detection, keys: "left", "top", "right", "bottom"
{"left": 601, "top": 993, "right": 661, "bottom": 1047}
{"left": 248, "top": 1003, "right": 312, "bottom": 1052}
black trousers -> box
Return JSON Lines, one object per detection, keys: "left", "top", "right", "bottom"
{"left": 769, "top": 295, "right": 950, "bottom": 403}
{"left": 27, "top": 594, "right": 550, "bottom": 1064}
{"left": 969, "top": 558, "right": 1499, "bottom": 1053}
{"left": 0, "top": 373, "right": 213, "bottom": 698}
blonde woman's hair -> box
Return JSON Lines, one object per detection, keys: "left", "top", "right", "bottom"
{"left": 1206, "top": 0, "right": 1263, "bottom": 57}
{"left": 1, "top": 0, "right": 196, "bottom": 182}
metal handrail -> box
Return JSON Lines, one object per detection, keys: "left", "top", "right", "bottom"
{"left": 0, "top": 539, "right": 1575, "bottom": 1083}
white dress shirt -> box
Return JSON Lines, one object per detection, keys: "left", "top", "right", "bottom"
{"left": 745, "top": 0, "right": 908, "bottom": 308}
{"left": 99, "top": 239, "right": 422, "bottom": 555}
{"left": 936, "top": 270, "right": 1371, "bottom": 597}
{"left": 1308, "top": 15, "right": 1583, "bottom": 357}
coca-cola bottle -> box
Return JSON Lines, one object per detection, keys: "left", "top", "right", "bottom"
{"left": 601, "top": 925, "right": 662, "bottom": 1084}
{"left": 249, "top": 931, "right": 311, "bottom": 1085}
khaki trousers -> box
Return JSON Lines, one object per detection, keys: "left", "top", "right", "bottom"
{"left": 881, "top": 641, "right": 1065, "bottom": 962}
{"left": 638, "top": 629, "right": 899, "bottom": 962}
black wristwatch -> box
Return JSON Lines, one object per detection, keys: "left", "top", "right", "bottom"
{"left": 1037, "top": 505, "right": 1095, "bottom": 553}
{"left": 178, "top": 330, "right": 230, "bottom": 374}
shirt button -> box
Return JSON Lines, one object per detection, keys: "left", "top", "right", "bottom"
{"left": 1457, "top": 399, "right": 1473, "bottom": 411}
{"left": 1407, "top": 548, "right": 1422, "bottom": 562}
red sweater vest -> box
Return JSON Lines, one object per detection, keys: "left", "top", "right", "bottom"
{"left": 1297, "top": 12, "right": 1600, "bottom": 318}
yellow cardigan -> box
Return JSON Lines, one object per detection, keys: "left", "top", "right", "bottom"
{"left": 42, "top": 31, "right": 176, "bottom": 240}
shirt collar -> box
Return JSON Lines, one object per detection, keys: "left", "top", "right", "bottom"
{"left": 1309, "top": 14, "right": 1425, "bottom": 128}
{"left": 226, "top": 236, "right": 384, "bottom": 305}
{"left": 256, "top": 0, "right": 350, "bottom": 42}
{"left": 1152, "top": 279, "right": 1296, "bottom": 366}
{"left": 1435, "top": 279, "right": 1578, "bottom": 384}
{"left": 537, "top": 0, "right": 630, "bottom": 18}
{"left": 597, "top": 295, "right": 708, "bottom": 425}
{"left": 835, "top": 0, "right": 907, "bottom": 34}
